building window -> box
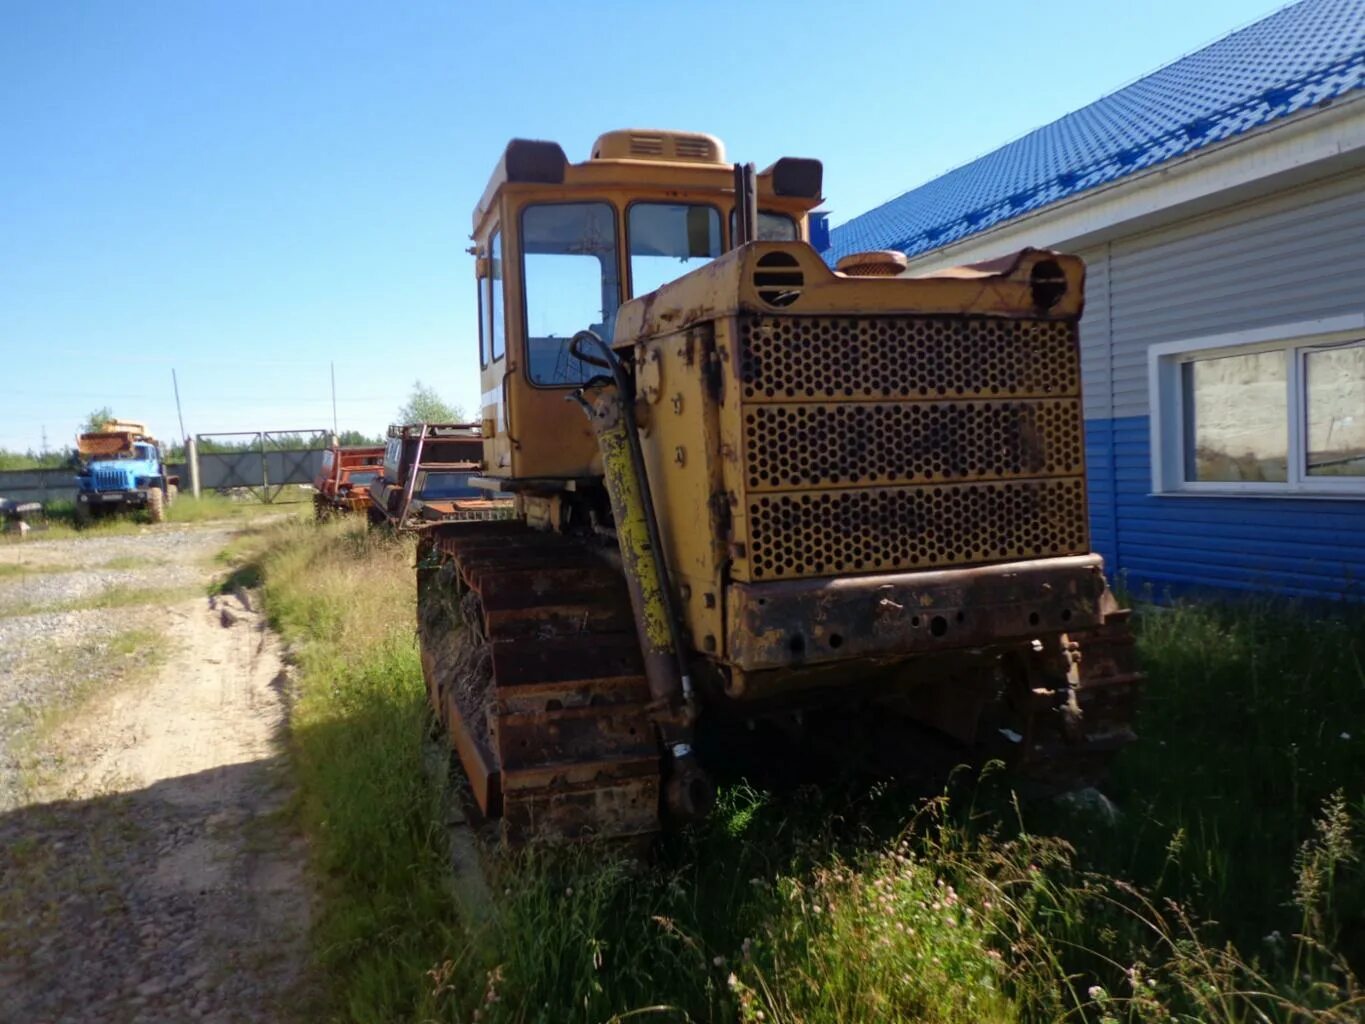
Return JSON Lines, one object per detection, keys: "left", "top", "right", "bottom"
{"left": 1181, "top": 349, "right": 1289, "bottom": 483}
{"left": 1150, "top": 316, "right": 1365, "bottom": 496}
{"left": 1305, "top": 344, "right": 1365, "bottom": 479}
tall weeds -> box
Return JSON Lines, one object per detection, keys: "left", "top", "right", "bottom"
{"left": 238, "top": 519, "right": 1364, "bottom": 1023}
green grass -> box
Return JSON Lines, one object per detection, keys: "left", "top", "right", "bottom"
{"left": 100, "top": 554, "right": 170, "bottom": 570}
{"left": 11, "top": 494, "right": 305, "bottom": 541}
{"left": 1065, "top": 600, "right": 1365, "bottom": 956}
{"left": 166, "top": 492, "right": 297, "bottom": 523}
{"left": 239, "top": 520, "right": 1365, "bottom": 1023}
{"left": 0, "top": 582, "right": 200, "bottom": 618}
{"left": 0, "top": 560, "right": 77, "bottom": 577}
{"left": 4, "top": 625, "right": 169, "bottom": 797}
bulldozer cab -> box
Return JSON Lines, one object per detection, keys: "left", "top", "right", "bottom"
{"left": 471, "top": 130, "right": 822, "bottom": 482}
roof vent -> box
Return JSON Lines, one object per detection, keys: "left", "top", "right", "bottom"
{"left": 629, "top": 133, "right": 665, "bottom": 156}
{"left": 836, "top": 250, "right": 908, "bottom": 277}
{"left": 590, "top": 129, "right": 727, "bottom": 164}
{"left": 674, "top": 136, "right": 715, "bottom": 160}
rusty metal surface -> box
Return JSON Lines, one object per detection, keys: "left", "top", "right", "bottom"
{"left": 726, "top": 554, "right": 1108, "bottom": 675}
{"left": 744, "top": 478, "right": 1090, "bottom": 580}
{"left": 736, "top": 313, "right": 1079, "bottom": 401}
{"left": 582, "top": 389, "right": 687, "bottom": 718}
{"left": 723, "top": 311, "right": 1089, "bottom": 583}
{"left": 313, "top": 445, "right": 385, "bottom": 515}
{"left": 835, "top": 250, "right": 909, "bottom": 276}
{"left": 985, "top": 604, "right": 1143, "bottom": 791}
{"left": 77, "top": 431, "right": 140, "bottom": 457}
{"left": 743, "top": 400, "right": 1084, "bottom": 491}
{"left": 417, "top": 521, "right": 660, "bottom": 843}
{"left": 612, "top": 245, "right": 1084, "bottom": 347}
{"left": 414, "top": 498, "right": 515, "bottom": 524}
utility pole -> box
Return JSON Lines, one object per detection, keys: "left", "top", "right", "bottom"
{"left": 172, "top": 368, "right": 187, "bottom": 443}
{"left": 330, "top": 362, "right": 339, "bottom": 437}
{"left": 40, "top": 426, "right": 48, "bottom": 456}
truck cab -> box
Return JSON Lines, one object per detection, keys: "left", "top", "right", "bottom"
{"left": 74, "top": 422, "right": 179, "bottom": 524}
{"left": 367, "top": 423, "right": 486, "bottom": 528}
{"left": 312, "top": 444, "right": 385, "bottom": 518}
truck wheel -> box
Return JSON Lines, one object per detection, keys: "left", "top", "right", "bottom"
{"left": 166, "top": 484, "right": 178, "bottom": 506}
{"left": 75, "top": 501, "right": 92, "bottom": 528}
{"left": 147, "top": 487, "right": 166, "bottom": 523}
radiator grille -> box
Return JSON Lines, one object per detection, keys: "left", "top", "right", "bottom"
{"left": 735, "top": 313, "right": 1089, "bottom": 580}
{"left": 738, "top": 314, "right": 1078, "bottom": 401}
{"left": 93, "top": 467, "right": 132, "bottom": 491}
{"left": 746, "top": 479, "right": 1089, "bottom": 579}
{"left": 744, "top": 399, "right": 1083, "bottom": 491}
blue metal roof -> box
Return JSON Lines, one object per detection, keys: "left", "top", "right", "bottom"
{"left": 825, "top": 0, "right": 1365, "bottom": 264}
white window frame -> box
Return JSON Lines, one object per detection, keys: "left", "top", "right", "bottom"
{"left": 1149, "top": 314, "right": 1365, "bottom": 498}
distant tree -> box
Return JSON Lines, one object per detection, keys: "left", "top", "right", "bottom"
{"left": 396, "top": 381, "right": 465, "bottom": 426}
{"left": 194, "top": 437, "right": 260, "bottom": 454}
{"left": 81, "top": 407, "right": 115, "bottom": 433}
{"left": 337, "top": 429, "right": 384, "bottom": 446}
{"left": 0, "top": 448, "right": 71, "bottom": 471}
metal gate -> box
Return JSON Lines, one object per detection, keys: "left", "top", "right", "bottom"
{"left": 193, "top": 430, "right": 330, "bottom": 503}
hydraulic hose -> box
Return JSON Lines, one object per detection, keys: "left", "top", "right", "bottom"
{"left": 569, "top": 330, "right": 694, "bottom": 707}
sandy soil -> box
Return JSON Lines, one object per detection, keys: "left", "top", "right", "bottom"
{"left": 0, "top": 526, "right": 314, "bottom": 1024}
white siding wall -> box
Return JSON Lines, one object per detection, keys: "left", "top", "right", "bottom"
{"left": 1077, "top": 246, "right": 1111, "bottom": 421}
{"left": 1087, "top": 169, "right": 1365, "bottom": 418}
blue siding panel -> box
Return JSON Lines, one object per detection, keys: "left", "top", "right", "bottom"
{"left": 1084, "top": 415, "right": 1365, "bottom": 600}
{"left": 1083, "top": 417, "right": 1119, "bottom": 573}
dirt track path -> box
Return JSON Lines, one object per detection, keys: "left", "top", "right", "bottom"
{"left": 0, "top": 526, "right": 313, "bottom": 1024}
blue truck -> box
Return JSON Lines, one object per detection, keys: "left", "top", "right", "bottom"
{"left": 74, "top": 421, "right": 179, "bottom": 525}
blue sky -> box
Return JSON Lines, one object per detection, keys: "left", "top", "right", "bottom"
{"left": 1, "top": 0, "right": 1280, "bottom": 452}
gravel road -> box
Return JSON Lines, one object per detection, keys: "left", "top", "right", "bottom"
{"left": 0, "top": 526, "right": 236, "bottom": 811}
{"left": 0, "top": 523, "right": 314, "bottom": 1023}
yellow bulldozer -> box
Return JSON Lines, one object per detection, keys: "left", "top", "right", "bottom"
{"left": 417, "top": 129, "right": 1142, "bottom": 844}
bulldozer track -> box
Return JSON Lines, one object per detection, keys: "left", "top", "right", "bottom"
{"left": 417, "top": 524, "right": 1142, "bottom": 846}
{"left": 418, "top": 520, "right": 661, "bottom": 844}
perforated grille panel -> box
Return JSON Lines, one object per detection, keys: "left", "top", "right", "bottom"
{"left": 739, "top": 315, "right": 1078, "bottom": 401}
{"left": 747, "top": 479, "right": 1089, "bottom": 579}
{"left": 734, "top": 313, "right": 1090, "bottom": 581}
{"left": 744, "top": 400, "right": 1083, "bottom": 491}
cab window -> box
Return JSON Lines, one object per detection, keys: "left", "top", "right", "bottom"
{"left": 488, "top": 230, "right": 505, "bottom": 362}
{"left": 476, "top": 275, "right": 488, "bottom": 367}
{"left": 730, "top": 210, "right": 799, "bottom": 242}
{"left": 521, "top": 202, "right": 620, "bottom": 386}
{"left": 383, "top": 438, "right": 402, "bottom": 480}
{"left": 628, "top": 203, "right": 721, "bottom": 298}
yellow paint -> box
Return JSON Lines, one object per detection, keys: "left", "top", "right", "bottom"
{"left": 471, "top": 130, "right": 821, "bottom": 483}
{"left": 600, "top": 419, "right": 671, "bottom": 650}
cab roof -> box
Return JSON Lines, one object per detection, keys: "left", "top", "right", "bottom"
{"left": 473, "top": 129, "right": 822, "bottom": 234}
